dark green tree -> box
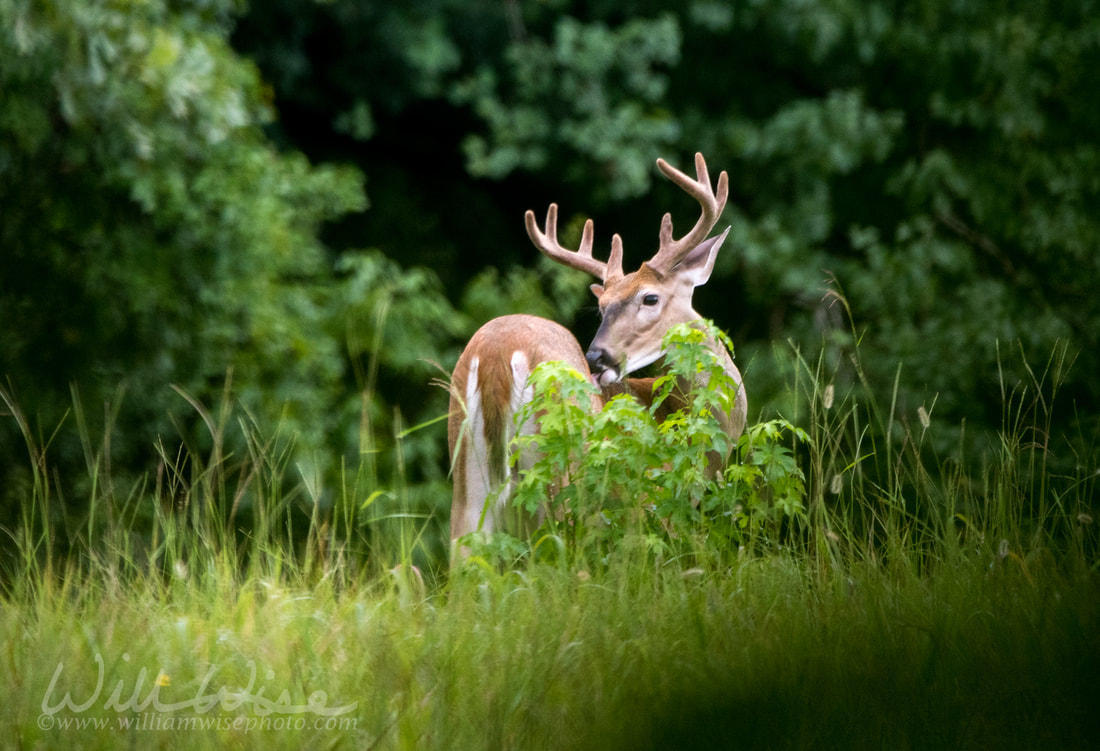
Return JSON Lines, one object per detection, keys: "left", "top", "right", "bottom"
{"left": 0, "top": 1, "right": 462, "bottom": 535}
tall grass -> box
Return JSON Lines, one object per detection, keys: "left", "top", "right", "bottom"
{"left": 1, "top": 336, "right": 1097, "bottom": 750}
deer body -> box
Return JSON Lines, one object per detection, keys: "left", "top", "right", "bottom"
{"left": 449, "top": 153, "right": 747, "bottom": 546}
{"left": 448, "top": 314, "right": 600, "bottom": 541}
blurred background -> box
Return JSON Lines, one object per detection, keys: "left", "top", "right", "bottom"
{"left": 2, "top": 1, "right": 1097, "bottom": 559}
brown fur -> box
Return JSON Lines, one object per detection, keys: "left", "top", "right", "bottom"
{"left": 449, "top": 315, "right": 598, "bottom": 542}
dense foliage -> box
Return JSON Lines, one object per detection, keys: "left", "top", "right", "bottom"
{"left": 0, "top": 1, "right": 348, "bottom": 491}
{"left": 0, "top": 1, "right": 460, "bottom": 533}
{"left": 2, "top": 0, "right": 1098, "bottom": 551}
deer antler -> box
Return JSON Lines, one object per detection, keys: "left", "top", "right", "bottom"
{"left": 525, "top": 203, "right": 624, "bottom": 283}
{"left": 646, "top": 152, "right": 729, "bottom": 276}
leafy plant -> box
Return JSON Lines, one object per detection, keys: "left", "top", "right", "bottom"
{"left": 477, "top": 321, "right": 810, "bottom": 567}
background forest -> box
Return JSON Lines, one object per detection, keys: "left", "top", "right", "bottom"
{"left": 2, "top": 0, "right": 1098, "bottom": 565}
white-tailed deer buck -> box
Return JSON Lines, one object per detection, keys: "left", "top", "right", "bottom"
{"left": 449, "top": 152, "right": 747, "bottom": 546}
{"left": 526, "top": 151, "right": 748, "bottom": 440}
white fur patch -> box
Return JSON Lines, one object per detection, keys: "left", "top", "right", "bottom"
{"left": 624, "top": 347, "right": 664, "bottom": 375}
{"left": 595, "top": 368, "right": 621, "bottom": 388}
{"left": 462, "top": 356, "right": 494, "bottom": 535}
{"left": 509, "top": 350, "right": 538, "bottom": 476}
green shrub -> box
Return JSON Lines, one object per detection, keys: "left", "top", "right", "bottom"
{"left": 459, "top": 322, "right": 808, "bottom": 568}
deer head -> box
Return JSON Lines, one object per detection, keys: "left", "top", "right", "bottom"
{"left": 525, "top": 152, "right": 730, "bottom": 387}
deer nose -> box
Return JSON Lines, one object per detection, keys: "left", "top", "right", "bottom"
{"left": 585, "top": 347, "right": 616, "bottom": 374}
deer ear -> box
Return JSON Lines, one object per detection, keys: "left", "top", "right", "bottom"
{"left": 675, "top": 226, "right": 730, "bottom": 287}
{"left": 590, "top": 283, "right": 605, "bottom": 299}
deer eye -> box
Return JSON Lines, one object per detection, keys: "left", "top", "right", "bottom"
{"left": 642, "top": 294, "right": 660, "bottom": 307}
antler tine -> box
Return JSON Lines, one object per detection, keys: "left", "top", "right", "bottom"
{"left": 607, "top": 233, "right": 624, "bottom": 282}
{"left": 525, "top": 203, "right": 620, "bottom": 282}
{"left": 648, "top": 152, "right": 729, "bottom": 275}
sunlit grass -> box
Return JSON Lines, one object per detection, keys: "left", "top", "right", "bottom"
{"left": 1, "top": 337, "right": 1098, "bottom": 750}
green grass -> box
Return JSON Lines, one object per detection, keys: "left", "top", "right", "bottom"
{"left": 2, "top": 341, "right": 1098, "bottom": 750}
{"left": 6, "top": 545, "right": 1098, "bottom": 750}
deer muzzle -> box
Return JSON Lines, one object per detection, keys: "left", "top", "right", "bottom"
{"left": 585, "top": 346, "right": 622, "bottom": 387}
